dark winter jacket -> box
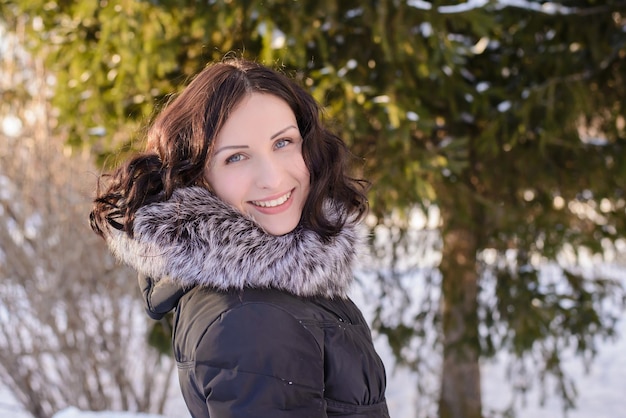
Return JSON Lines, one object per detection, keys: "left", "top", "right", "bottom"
{"left": 104, "top": 187, "right": 390, "bottom": 418}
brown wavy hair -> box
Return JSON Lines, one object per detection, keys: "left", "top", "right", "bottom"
{"left": 90, "top": 58, "right": 368, "bottom": 241}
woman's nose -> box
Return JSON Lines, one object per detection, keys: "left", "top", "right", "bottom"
{"left": 254, "top": 157, "right": 282, "bottom": 189}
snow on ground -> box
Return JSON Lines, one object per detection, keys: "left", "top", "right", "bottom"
{"left": 481, "top": 314, "right": 626, "bottom": 418}
{"left": 2, "top": 271, "right": 625, "bottom": 418}
{"left": 2, "top": 316, "right": 625, "bottom": 418}
{"left": 53, "top": 408, "right": 166, "bottom": 418}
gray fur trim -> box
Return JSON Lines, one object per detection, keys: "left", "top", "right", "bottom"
{"left": 105, "top": 187, "right": 361, "bottom": 298}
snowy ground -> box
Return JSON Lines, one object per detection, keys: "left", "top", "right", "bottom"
{"left": 481, "top": 315, "right": 626, "bottom": 418}
{"left": 2, "top": 284, "right": 625, "bottom": 418}
{"left": 3, "top": 314, "right": 624, "bottom": 418}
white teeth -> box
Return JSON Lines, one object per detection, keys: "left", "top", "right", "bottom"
{"left": 252, "top": 191, "right": 291, "bottom": 208}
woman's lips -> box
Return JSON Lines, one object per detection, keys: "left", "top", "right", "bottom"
{"left": 250, "top": 190, "right": 292, "bottom": 208}
{"left": 249, "top": 190, "right": 295, "bottom": 214}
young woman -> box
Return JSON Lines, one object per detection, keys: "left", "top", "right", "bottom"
{"left": 90, "top": 58, "right": 390, "bottom": 418}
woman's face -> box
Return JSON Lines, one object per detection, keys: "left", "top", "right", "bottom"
{"left": 205, "top": 93, "right": 310, "bottom": 236}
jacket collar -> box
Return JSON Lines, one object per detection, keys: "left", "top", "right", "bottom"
{"left": 105, "top": 187, "right": 361, "bottom": 299}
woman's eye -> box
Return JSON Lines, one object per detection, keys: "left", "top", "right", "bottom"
{"left": 226, "top": 153, "right": 244, "bottom": 164}
{"left": 275, "top": 139, "right": 291, "bottom": 149}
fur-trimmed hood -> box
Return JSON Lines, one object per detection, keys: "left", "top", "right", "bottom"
{"left": 104, "top": 187, "right": 362, "bottom": 298}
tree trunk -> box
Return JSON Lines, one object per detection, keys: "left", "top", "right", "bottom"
{"left": 438, "top": 225, "right": 482, "bottom": 418}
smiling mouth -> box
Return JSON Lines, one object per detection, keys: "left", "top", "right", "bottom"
{"left": 250, "top": 191, "right": 292, "bottom": 208}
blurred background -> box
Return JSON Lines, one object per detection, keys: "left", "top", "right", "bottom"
{"left": 1, "top": 1, "right": 625, "bottom": 418}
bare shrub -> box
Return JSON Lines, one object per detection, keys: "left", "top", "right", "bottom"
{"left": 0, "top": 20, "right": 175, "bottom": 418}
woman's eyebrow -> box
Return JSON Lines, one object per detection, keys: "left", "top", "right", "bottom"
{"left": 270, "top": 125, "right": 298, "bottom": 139}
{"left": 214, "top": 144, "right": 249, "bottom": 155}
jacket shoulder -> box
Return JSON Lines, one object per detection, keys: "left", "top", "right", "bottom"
{"left": 200, "top": 299, "right": 324, "bottom": 375}
{"left": 177, "top": 290, "right": 328, "bottom": 417}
